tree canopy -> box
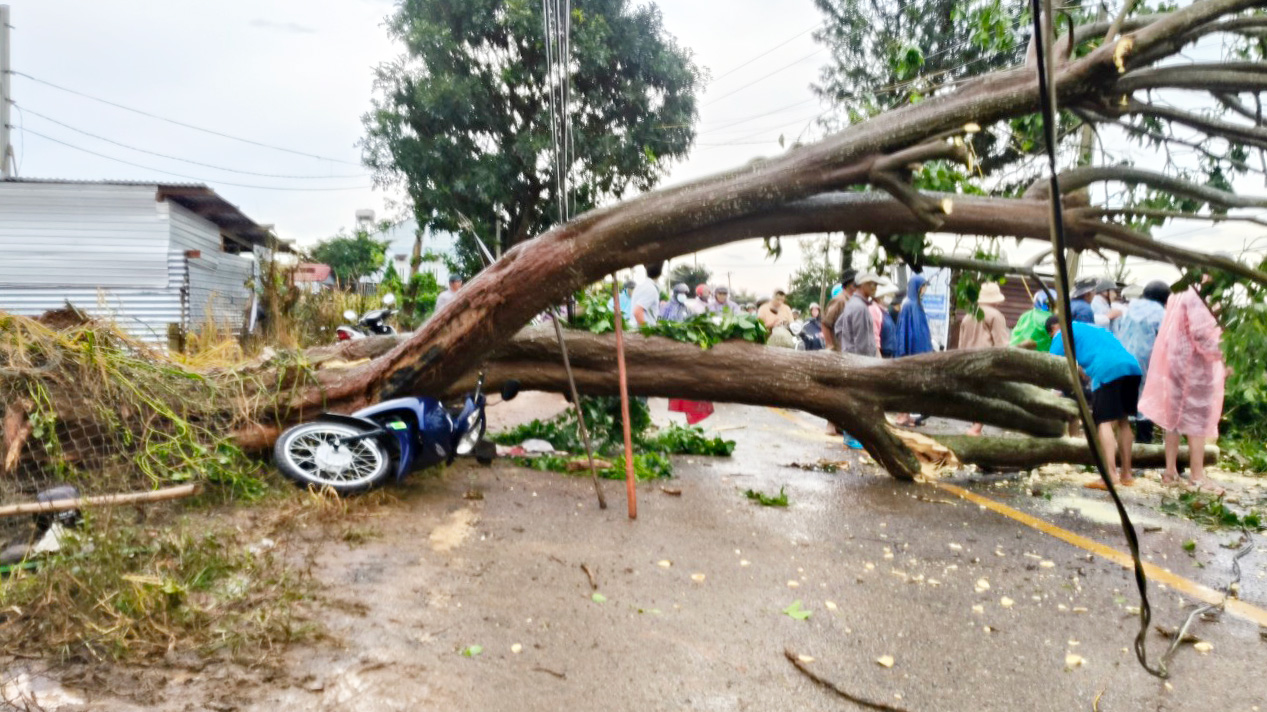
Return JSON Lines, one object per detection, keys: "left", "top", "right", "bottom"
{"left": 310, "top": 230, "right": 390, "bottom": 287}
{"left": 362, "top": 0, "right": 704, "bottom": 277}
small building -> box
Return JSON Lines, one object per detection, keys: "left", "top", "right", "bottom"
{"left": 292, "top": 263, "right": 336, "bottom": 293}
{"left": 374, "top": 218, "right": 460, "bottom": 285}
{"left": 0, "top": 179, "right": 283, "bottom": 346}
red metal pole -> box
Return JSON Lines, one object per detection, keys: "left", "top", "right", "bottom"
{"left": 610, "top": 278, "right": 637, "bottom": 520}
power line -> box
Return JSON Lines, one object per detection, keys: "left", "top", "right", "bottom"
{"left": 708, "top": 22, "right": 823, "bottom": 85}
{"left": 22, "top": 127, "right": 373, "bottom": 192}
{"left": 704, "top": 47, "right": 826, "bottom": 107}
{"left": 16, "top": 105, "right": 370, "bottom": 179}
{"left": 10, "top": 71, "right": 363, "bottom": 166}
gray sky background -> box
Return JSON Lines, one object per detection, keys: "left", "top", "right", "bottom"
{"left": 7, "top": 0, "right": 1264, "bottom": 295}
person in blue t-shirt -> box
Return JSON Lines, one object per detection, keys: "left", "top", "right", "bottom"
{"left": 1047, "top": 316, "right": 1143, "bottom": 490}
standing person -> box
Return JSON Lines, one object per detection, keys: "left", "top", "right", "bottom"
{"left": 434, "top": 273, "right": 464, "bottom": 312}
{"left": 822, "top": 269, "right": 857, "bottom": 352}
{"left": 710, "top": 285, "right": 739, "bottom": 314}
{"left": 1070, "top": 277, "right": 1098, "bottom": 324}
{"left": 660, "top": 283, "right": 693, "bottom": 322}
{"left": 876, "top": 284, "right": 900, "bottom": 358}
{"left": 867, "top": 283, "right": 890, "bottom": 355}
{"left": 1138, "top": 282, "right": 1227, "bottom": 494}
{"left": 1047, "top": 318, "right": 1144, "bottom": 489}
{"left": 607, "top": 280, "right": 636, "bottom": 326}
{"left": 896, "top": 273, "right": 934, "bottom": 357}
{"left": 958, "top": 282, "right": 1011, "bottom": 436}
{"left": 1091, "top": 279, "right": 1124, "bottom": 330}
{"left": 835, "top": 273, "right": 879, "bottom": 357}
{"left": 1010, "top": 290, "right": 1054, "bottom": 351}
{"left": 835, "top": 273, "right": 880, "bottom": 448}
{"left": 631, "top": 262, "right": 663, "bottom": 327}
{"left": 1116, "top": 281, "right": 1169, "bottom": 443}
{"left": 689, "top": 284, "right": 712, "bottom": 316}
{"left": 659, "top": 282, "right": 715, "bottom": 425}
{"left": 799, "top": 303, "right": 826, "bottom": 351}
{"left": 759, "top": 289, "right": 797, "bottom": 348}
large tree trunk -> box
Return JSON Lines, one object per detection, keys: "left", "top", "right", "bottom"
{"left": 934, "top": 435, "right": 1219, "bottom": 471}
{"left": 227, "top": 1, "right": 1261, "bottom": 479}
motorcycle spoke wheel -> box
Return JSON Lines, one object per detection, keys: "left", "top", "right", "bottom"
{"left": 275, "top": 423, "right": 390, "bottom": 492}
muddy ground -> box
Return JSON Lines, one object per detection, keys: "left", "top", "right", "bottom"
{"left": 4, "top": 397, "right": 1267, "bottom": 711}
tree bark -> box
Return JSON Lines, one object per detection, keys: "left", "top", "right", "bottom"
{"left": 933, "top": 435, "right": 1219, "bottom": 470}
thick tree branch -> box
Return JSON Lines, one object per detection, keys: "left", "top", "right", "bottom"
{"left": 1086, "top": 207, "right": 1267, "bottom": 229}
{"left": 1117, "top": 63, "right": 1267, "bottom": 94}
{"left": 1037, "top": 164, "right": 1267, "bottom": 209}
{"left": 934, "top": 435, "right": 1219, "bottom": 470}
{"left": 1079, "top": 217, "right": 1267, "bottom": 283}
{"left": 1119, "top": 100, "right": 1267, "bottom": 150}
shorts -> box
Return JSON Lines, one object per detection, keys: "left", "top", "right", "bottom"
{"left": 1091, "top": 375, "right": 1141, "bottom": 424}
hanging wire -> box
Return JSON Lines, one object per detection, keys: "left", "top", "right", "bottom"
{"left": 1027, "top": 0, "right": 1167, "bottom": 679}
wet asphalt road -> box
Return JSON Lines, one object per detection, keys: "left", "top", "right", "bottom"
{"left": 48, "top": 399, "right": 1267, "bottom": 711}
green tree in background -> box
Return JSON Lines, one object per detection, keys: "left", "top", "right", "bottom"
{"left": 668, "top": 263, "right": 712, "bottom": 292}
{"left": 362, "top": 0, "right": 704, "bottom": 278}
{"left": 310, "top": 229, "right": 390, "bottom": 288}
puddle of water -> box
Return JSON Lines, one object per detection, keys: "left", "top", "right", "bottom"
{"left": 1043, "top": 494, "right": 1167, "bottom": 529}
{"left": 429, "top": 508, "right": 476, "bottom": 553}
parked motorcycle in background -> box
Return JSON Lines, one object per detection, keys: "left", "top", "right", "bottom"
{"left": 335, "top": 293, "right": 398, "bottom": 342}
{"left": 273, "top": 374, "right": 521, "bottom": 495}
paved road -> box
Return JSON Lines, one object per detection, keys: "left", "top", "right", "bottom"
{"left": 34, "top": 399, "right": 1267, "bottom": 711}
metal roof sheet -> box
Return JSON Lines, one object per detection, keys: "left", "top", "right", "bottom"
{"left": 2, "top": 178, "right": 290, "bottom": 252}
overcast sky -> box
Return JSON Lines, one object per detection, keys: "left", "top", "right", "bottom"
{"left": 7, "top": 0, "right": 1264, "bottom": 294}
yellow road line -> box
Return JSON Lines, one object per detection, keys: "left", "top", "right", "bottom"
{"left": 764, "top": 406, "right": 1267, "bottom": 627}
{"left": 934, "top": 481, "right": 1267, "bottom": 628}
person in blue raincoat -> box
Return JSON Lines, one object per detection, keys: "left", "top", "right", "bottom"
{"left": 896, "top": 273, "right": 933, "bottom": 357}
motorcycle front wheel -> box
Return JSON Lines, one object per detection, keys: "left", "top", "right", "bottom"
{"left": 274, "top": 422, "right": 392, "bottom": 495}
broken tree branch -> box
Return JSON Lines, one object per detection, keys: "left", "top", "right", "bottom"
{"left": 784, "top": 648, "right": 912, "bottom": 712}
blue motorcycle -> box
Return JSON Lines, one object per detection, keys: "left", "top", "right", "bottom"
{"left": 273, "top": 374, "right": 520, "bottom": 495}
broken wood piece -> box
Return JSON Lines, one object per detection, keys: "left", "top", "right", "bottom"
{"left": 2, "top": 400, "right": 33, "bottom": 474}
{"left": 532, "top": 666, "right": 567, "bottom": 680}
{"left": 581, "top": 563, "right": 598, "bottom": 591}
{"left": 784, "top": 648, "right": 911, "bottom": 712}
{"left": 660, "top": 486, "right": 682, "bottom": 496}
{"left": 0, "top": 483, "right": 201, "bottom": 518}
{"left": 566, "top": 458, "right": 613, "bottom": 472}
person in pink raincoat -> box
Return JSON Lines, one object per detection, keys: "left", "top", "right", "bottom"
{"left": 1138, "top": 283, "right": 1226, "bottom": 494}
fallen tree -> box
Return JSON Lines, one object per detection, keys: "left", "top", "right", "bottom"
{"left": 8, "top": 0, "right": 1266, "bottom": 484}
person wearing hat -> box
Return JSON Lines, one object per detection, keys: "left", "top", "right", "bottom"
{"left": 660, "top": 282, "right": 693, "bottom": 322}
{"left": 799, "top": 302, "right": 826, "bottom": 351}
{"left": 874, "top": 282, "right": 901, "bottom": 358}
{"left": 759, "top": 289, "right": 797, "bottom": 348}
{"left": 1046, "top": 316, "right": 1144, "bottom": 489}
{"left": 822, "top": 268, "right": 857, "bottom": 352}
{"left": 958, "top": 281, "right": 1011, "bottom": 436}
{"left": 1117, "top": 281, "right": 1170, "bottom": 444}
{"left": 1091, "top": 278, "right": 1124, "bottom": 330}
{"left": 1069, "top": 277, "right": 1099, "bottom": 324}
{"left": 1010, "top": 289, "right": 1054, "bottom": 351}
{"left": 835, "top": 272, "right": 879, "bottom": 358}
{"left": 434, "top": 272, "right": 465, "bottom": 312}
{"left": 710, "top": 285, "right": 739, "bottom": 314}
{"left": 688, "top": 283, "right": 712, "bottom": 316}
{"left": 896, "top": 272, "right": 934, "bottom": 358}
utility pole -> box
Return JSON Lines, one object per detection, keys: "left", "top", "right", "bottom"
{"left": 493, "top": 204, "right": 502, "bottom": 260}
{"left": 1, "top": 5, "right": 13, "bottom": 179}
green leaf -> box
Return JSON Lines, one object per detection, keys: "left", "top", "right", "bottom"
{"left": 744, "top": 486, "right": 789, "bottom": 507}
{"left": 782, "top": 600, "right": 812, "bottom": 621}
{"left": 591, "top": 592, "right": 607, "bottom": 603}
{"left": 1182, "top": 539, "right": 1196, "bottom": 553}
{"left": 461, "top": 645, "right": 483, "bottom": 657}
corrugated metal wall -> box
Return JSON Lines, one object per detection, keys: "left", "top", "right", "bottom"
{"left": 0, "top": 253, "right": 187, "bottom": 345}
{"left": 166, "top": 203, "right": 252, "bottom": 333}
{"left": 0, "top": 183, "right": 170, "bottom": 288}
{"left": 0, "top": 183, "right": 255, "bottom": 345}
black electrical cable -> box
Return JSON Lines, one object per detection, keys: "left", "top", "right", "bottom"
{"left": 1026, "top": 0, "right": 1166, "bottom": 679}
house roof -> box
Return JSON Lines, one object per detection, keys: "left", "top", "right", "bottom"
{"left": 293, "top": 263, "right": 333, "bottom": 283}
{"left": 2, "top": 178, "right": 291, "bottom": 253}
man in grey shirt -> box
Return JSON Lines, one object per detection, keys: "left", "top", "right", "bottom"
{"left": 835, "top": 272, "right": 880, "bottom": 357}
{"left": 631, "top": 262, "right": 663, "bottom": 327}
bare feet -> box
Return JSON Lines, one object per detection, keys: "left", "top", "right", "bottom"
{"left": 965, "top": 424, "right": 984, "bottom": 437}
{"left": 1188, "top": 480, "right": 1226, "bottom": 496}
{"left": 1160, "top": 471, "right": 1182, "bottom": 486}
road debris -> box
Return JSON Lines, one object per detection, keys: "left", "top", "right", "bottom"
{"left": 784, "top": 648, "right": 911, "bottom": 712}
